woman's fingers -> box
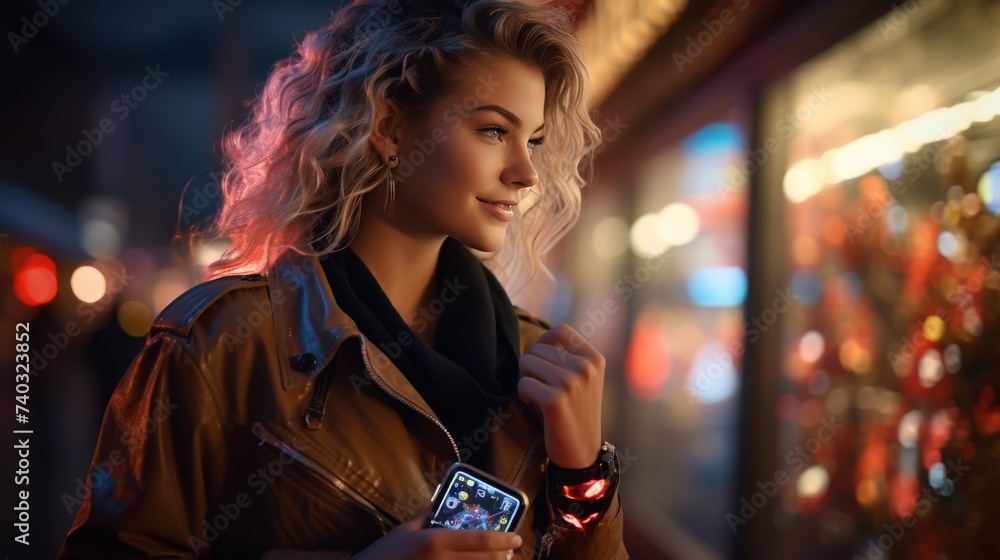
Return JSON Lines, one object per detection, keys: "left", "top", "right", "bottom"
{"left": 517, "top": 374, "right": 558, "bottom": 406}
{"left": 424, "top": 528, "right": 522, "bottom": 551}
{"left": 516, "top": 323, "right": 606, "bottom": 470}
{"left": 518, "top": 343, "right": 598, "bottom": 408}
{"left": 518, "top": 351, "right": 576, "bottom": 388}
{"left": 533, "top": 323, "right": 603, "bottom": 365}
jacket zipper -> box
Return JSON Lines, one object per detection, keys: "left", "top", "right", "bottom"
{"left": 357, "top": 336, "right": 462, "bottom": 462}
{"left": 304, "top": 365, "right": 333, "bottom": 430}
{"left": 251, "top": 421, "right": 394, "bottom": 531}
{"left": 359, "top": 333, "right": 549, "bottom": 556}
{"left": 535, "top": 529, "right": 556, "bottom": 559}
{"left": 512, "top": 433, "right": 543, "bottom": 488}
{"left": 513, "top": 435, "right": 549, "bottom": 560}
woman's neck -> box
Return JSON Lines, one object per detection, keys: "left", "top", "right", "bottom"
{"left": 346, "top": 205, "right": 444, "bottom": 345}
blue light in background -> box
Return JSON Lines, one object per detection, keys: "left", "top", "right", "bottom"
{"left": 686, "top": 342, "right": 739, "bottom": 404}
{"left": 686, "top": 266, "right": 747, "bottom": 307}
{"left": 842, "top": 271, "right": 862, "bottom": 300}
{"left": 878, "top": 158, "right": 903, "bottom": 181}
{"left": 979, "top": 161, "right": 1000, "bottom": 214}
{"left": 682, "top": 123, "right": 745, "bottom": 155}
{"left": 790, "top": 270, "right": 821, "bottom": 306}
{"left": 681, "top": 122, "right": 745, "bottom": 197}
{"left": 886, "top": 202, "right": 908, "bottom": 235}
{"left": 682, "top": 158, "right": 727, "bottom": 195}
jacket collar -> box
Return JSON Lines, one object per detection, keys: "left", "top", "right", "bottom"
{"left": 264, "top": 249, "right": 447, "bottom": 426}
{"left": 267, "top": 250, "right": 356, "bottom": 391}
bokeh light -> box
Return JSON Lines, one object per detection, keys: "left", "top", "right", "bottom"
{"left": 799, "top": 330, "right": 825, "bottom": 363}
{"left": 898, "top": 410, "right": 923, "bottom": 448}
{"left": 978, "top": 161, "right": 1000, "bottom": 213}
{"left": 14, "top": 252, "right": 58, "bottom": 306}
{"left": 657, "top": 203, "right": 700, "bottom": 247}
{"left": 629, "top": 212, "right": 666, "bottom": 258}
{"left": 592, "top": 216, "right": 630, "bottom": 259}
{"left": 797, "top": 465, "right": 829, "bottom": 499}
{"left": 918, "top": 349, "right": 945, "bottom": 388}
{"left": 118, "top": 300, "right": 152, "bottom": 337}
{"left": 70, "top": 265, "right": 107, "bottom": 304}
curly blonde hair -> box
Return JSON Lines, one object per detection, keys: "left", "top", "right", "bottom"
{"left": 199, "top": 0, "right": 602, "bottom": 294}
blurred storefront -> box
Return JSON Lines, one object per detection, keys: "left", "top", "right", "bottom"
{"left": 560, "top": 0, "right": 1000, "bottom": 558}
{"left": 754, "top": 0, "right": 1000, "bottom": 557}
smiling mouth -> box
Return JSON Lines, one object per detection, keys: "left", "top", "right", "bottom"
{"left": 476, "top": 198, "right": 516, "bottom": 211}
{"left": 477, "top": 198, "right": 516, "bottom": 222}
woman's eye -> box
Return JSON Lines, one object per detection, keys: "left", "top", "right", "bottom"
{"left": 482, "top": 127, "right": 508, "bottom": 140}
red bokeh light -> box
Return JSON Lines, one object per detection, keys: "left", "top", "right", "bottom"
{"left": 13, "top": 251, "right": 58, "bottom": 306}
{"left": 624, "top": 321, "right": 670, "bottom": 401}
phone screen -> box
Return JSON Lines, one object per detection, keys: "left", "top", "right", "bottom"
{"left": 429, "top": 469, "right": 523, "bottom": 532}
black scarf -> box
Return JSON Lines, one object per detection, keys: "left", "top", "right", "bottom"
{"left": 320, "top": 236, "right": 522, "bottom": 469}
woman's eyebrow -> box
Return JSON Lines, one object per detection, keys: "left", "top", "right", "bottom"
{"left": 473, "top": 104, "right": 545, "bottom": 133}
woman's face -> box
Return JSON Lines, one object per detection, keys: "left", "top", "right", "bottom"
{"left": 375, "top": 56, "right": 546, "bottom": 253}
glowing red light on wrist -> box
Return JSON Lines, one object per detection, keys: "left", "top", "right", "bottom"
{"left": 560, "top": 477, "right": 609, "bottom": 501}
{"left": 560, "top": 511, "right": 601, "bottom": 530}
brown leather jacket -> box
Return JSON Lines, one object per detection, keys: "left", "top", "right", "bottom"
{"left": 58, "top": 249, "right": 629, "bottom": 559}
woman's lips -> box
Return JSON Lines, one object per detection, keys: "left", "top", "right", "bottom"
{"left": 478, "top": 198, "right": 514, "bottom": 221}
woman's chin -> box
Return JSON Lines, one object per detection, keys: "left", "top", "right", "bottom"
{"left": 457, "top": 233, "right": 505, "bottom": 254}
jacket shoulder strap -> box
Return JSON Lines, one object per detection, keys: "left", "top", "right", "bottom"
{"left": 150, "top": 273, "right": 268, "bottom": 338}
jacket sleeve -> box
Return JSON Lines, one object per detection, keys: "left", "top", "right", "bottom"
{"left": 259, "top": 549, "right": 353, "bottom": 559}
{"left": 541, "top": 481, "right": 629, "bottom": 559}
{"left": 58, "top": 333, "right": 229, "bottom": 559}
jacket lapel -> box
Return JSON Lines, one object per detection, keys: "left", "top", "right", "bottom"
{"left": 359, "top": 335, "right": 447, "bottom": 429}
{"left": 267, "top": 250, "right": 449, "bottom": 425}
{"left": 268, "top": 252, "right": 360, "bottom": 391}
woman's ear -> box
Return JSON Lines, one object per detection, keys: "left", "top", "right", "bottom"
{"left": 369, "top": 99, "right": 403, "bottom": 161}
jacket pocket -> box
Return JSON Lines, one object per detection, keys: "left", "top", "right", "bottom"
{"left": 251, "top": 421, "right": 396, "bottom": 533}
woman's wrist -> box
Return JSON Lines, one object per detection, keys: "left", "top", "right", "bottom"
{"left": 546, "top": 442, "right": 616, "bottom": 483}
{"left": 544, "top": 441, "right": 620, "bottom": 531}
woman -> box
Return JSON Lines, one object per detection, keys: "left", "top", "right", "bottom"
{"left": 58, "top": 0, "right": 627, "bottom": 558}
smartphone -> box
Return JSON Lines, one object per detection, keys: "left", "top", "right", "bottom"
{"left": 427, "top": 462, "right": 529, "bottom": 533}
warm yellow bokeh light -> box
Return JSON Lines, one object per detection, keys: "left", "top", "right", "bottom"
{"left": 923, "top": 315, "right": 945, "bottom": 342}
{"left": 118, "top": 300, "right": 152, "bottom": 337}
{"left": 70, "top": 265, "right": 107, "bottom": 304}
